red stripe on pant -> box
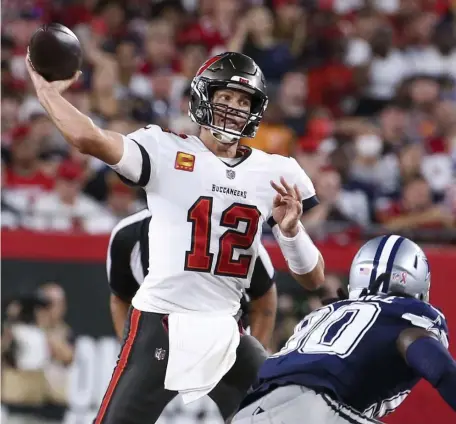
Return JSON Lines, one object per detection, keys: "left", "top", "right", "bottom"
{"left": 95, "top": 308, "right": 142, "bottom": 424}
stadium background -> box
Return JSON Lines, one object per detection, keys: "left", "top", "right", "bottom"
{"left": 2, "top": 0, "right": 456, "bottom": 423}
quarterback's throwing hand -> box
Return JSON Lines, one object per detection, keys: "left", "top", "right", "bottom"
{"left": 25, "top": 50, "right": 81, "bottom": 95}
{"left": 271, "top": 177, "right": 302, "bottom": 237}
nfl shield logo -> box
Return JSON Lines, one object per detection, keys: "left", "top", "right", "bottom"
{"left": 226, "top": 169, "right": 236, "bottom": 180}
{"left": 155, "top": 348, "right": 166, "bottom": 361}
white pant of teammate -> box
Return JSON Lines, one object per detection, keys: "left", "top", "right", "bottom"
{"left": 232, "top": 385, "right": 381, "bottom": 424}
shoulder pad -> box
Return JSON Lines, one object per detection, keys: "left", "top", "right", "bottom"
{"left": 400, "top": 299, "right": 449, "bottom": 348}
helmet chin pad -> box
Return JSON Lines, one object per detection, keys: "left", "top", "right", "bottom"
{"left": 209, "top": 128, "right": 239, "bottom": 145}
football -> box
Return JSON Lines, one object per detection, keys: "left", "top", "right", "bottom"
{"left": 28, "top": 23, "right": 83, "bottom": 82}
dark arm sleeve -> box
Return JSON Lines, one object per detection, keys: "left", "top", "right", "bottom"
{"left": 246, "top": 244, "right": 275, "bottom": 300}
{"left": 267, "top": 195, "right": 319, "bottom": 227}
{"left": 301, "top": 195, "right": 320, "bottom": 212}
{"left": 107, "top": 223, "right": 140, "bottom": 302}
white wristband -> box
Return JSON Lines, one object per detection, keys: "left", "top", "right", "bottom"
{"left": 272, "top": 223, "right": 319, "bottom": 275}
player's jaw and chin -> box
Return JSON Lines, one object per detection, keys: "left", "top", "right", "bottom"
{"left": 204, "top": 101, "right": 251, "bottom": 146}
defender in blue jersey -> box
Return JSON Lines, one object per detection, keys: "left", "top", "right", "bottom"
{"left": 233, "top": 235, "right": 456, "bottom": 423}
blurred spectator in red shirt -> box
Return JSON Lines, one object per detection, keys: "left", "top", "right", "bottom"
{"left": 28, "top": 161, "right": 115, "bottom": 233}
{"left": 91, "top": 0, "right": 126, "bottom": 41}
{"left": 377, "top": 176, "right": 454, "bottom": 231}
{"left": 141, "top": 19, "right": 178, "bottom": 76}
{"left": 294, "top": 109, "right": 337, "bottom": 180}
{"left": 430, "top": 100, "right": 456, "bottom": 154}
{"left": 179, "top": 0, "right": 239, "bottom": 53}
{"left": 51, "top": 0, "right": 95, "bottom": 29}
{"left": 2, "top": 123, "right": 55, "bottom": 229}
{"left": 5, "top": 126, "right": 54, "bottom": 192}
{"left": 419, "top": 100, "right": 456, "bottom": 195}
{"left": 307, "top": 35, "right": 354, "bottom": 117}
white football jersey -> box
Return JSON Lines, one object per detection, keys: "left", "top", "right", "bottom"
{"left": 112, "top": 125, "right": 318, "bottom": 315}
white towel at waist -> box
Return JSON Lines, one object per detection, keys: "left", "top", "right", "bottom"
{"left": 164, "top": 312, "right": 240, "bottom": 404}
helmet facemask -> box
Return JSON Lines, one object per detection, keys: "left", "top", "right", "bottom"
{"left": 189, "top": 77, "right": 268, "bottom": 144}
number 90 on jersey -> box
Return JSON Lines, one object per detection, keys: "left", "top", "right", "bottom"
{"left": 274, "top": 303, "right": 382, "bottom": 359}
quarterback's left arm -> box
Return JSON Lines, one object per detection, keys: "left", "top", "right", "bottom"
{"left": 270, "top": 160, "right": 325, "bottom": 290}
{"left": 288, "top": 245, "right": 325, "bottom": 291}
{"left": 397, "top": 327, "right": 456, "bottom": 411}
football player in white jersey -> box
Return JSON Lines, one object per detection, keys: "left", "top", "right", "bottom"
{"left": 26, "top": 51, "right": 325, "bottom": 424}
{"left": 107, "top": 209, "right": 278, "bottom": 350}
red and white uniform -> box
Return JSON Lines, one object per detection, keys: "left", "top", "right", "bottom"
{"left": 111, "top": 125, "right": 318, "bottom": 315}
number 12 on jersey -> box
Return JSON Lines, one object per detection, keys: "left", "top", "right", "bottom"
{"left": 184, "top": 196, "right": 261, "bottom": 278}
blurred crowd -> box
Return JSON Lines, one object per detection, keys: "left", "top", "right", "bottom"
{"left": 1, "top": 0, "right": 456, "bottom": 241}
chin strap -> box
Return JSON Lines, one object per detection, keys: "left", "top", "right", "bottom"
{"left": 209, "top": 128, "right": 239, "bottom": 145}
